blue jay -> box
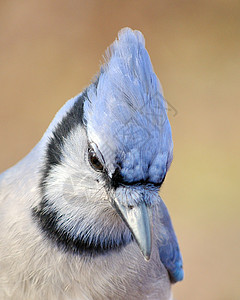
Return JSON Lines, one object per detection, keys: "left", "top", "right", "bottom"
{"left": 0, "top": 28, "right": 183, "bottom": 300}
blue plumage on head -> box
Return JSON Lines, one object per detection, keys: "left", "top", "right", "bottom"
{"left": 84, "top": 28, "right": 173, "bottom": 184}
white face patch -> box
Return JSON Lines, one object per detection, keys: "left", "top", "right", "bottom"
{"left": 40, "top": 125, "right": 132, "bottom": 252}
{"left": 45, "top": 126, "right": 105, "bottom": 208}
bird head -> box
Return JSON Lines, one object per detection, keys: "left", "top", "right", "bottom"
{"left": 34, "top": 28, "right": 173, "bottom": 261}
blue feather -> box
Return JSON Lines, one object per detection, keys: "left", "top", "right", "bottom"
{"left": 158, "top": 198, "right": 184, "bottom": 283}
{"left": 84, "top": 28, "right": 173, "bottom": 180}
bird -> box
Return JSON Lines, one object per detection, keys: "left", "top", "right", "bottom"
{"left": 0, "top": 28, "right": 183, "bottom": 300}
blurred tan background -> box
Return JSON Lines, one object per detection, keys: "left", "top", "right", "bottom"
{"left": 0, "top": 1, "right": 239, "bottom": 299}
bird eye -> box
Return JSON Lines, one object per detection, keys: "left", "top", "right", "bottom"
{"left": 88, "top": 148, "right": 104, "bottom": 171}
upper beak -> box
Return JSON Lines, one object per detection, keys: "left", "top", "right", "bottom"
{"left": 112, "top": 191, "right": 152, "bottom": 261}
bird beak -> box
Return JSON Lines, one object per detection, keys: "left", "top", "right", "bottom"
{"left": 112, "top": 193, "right": 152, "bottom": 261}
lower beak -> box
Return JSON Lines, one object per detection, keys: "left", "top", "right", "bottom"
{"left": 112, "top": 196, "right": 152, "bottom": 261}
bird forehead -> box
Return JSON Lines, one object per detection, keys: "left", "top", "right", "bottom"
{"left": 119, "top": 146, "right": 170, "bottom": 183}
{"left": 87, "top": 119, "right": 171, "bottom": 184}
{"left": 84, "top": 80, "right": 172, "bottom": 180}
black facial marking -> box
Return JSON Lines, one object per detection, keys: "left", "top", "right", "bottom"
{"left": 40, "top": 90, "right": 88, "bottom": 189}
{"left": 110, "top": 167, "right": 166, "bottom": 189}
{"left": 33, "top": 85, "right": 133, "bottom": 256}
{"left": 32, "top": 197, "right": 132, "bottom": 256}
{"left": 111, "top": 167, "right": 124, "bottom": 189}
